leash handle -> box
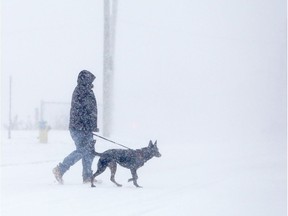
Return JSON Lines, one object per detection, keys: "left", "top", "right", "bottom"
{"left": 93, "top": 133, "right": 132, "bottom": 150}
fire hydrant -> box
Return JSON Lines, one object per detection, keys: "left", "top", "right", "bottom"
{"left": 38, "top": 121, "right": 50, "bottom": 143}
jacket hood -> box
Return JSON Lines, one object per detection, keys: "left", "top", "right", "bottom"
{"left": 77, "top": 70, "right": 96, "bottom": 86}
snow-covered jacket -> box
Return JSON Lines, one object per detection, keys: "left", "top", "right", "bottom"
{"left": 69, "top": 70, "right": 98, "bottom": 132}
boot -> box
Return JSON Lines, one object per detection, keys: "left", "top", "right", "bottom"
{"left": 52, "top": 165, "right": 63, "bottom": 184}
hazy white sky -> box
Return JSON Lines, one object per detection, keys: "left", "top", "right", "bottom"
{"left": 1, "top": 0, "right": 286, "bottom": 146}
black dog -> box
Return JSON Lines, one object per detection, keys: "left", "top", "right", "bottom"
{"left": 91, "top": 140, "right": 161, "bottom": 188}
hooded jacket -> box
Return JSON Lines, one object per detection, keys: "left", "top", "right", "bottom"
{"left": 69, "top": 70, "right": 98, "bottom": 132}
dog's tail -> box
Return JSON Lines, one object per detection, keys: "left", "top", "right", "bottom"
{"left": 92, "top": 151, "right": 102, "bottom": 157}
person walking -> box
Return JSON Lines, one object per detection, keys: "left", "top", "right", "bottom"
{"left": 53, "top": 70, "right": 99, "bottom": 184}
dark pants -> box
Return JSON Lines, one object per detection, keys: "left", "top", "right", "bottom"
{"left": 58, "top": 129, "right": 95, "bottom": 181}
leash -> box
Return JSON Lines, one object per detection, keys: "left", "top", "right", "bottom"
{"left": 93, "top": 133, "right": 132, "bottom": 150}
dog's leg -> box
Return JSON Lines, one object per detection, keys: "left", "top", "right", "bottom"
{"left": 129, "top": 169, "right": 142, "bottom": 188}
{"left": 91, "top": 160, "right": 108, "bottom": 187}
{"left": 108, "top": 162, "right": 122, "bottom": 187}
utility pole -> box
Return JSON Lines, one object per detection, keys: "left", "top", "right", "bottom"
{"left": 8, "top": 76, "right": 12, "bottom": 139}
{"left": 103, "top": 0, "right": 118, "bottom": 137}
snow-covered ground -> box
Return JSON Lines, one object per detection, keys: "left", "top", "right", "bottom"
{"left": 0, "top": 130, "right": 286, "bottom": 216}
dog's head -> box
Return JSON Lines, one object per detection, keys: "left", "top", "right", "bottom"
{"left": 148, "top": 140, "right": 161, "bottom": 157}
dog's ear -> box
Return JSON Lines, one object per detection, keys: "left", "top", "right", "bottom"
{"left": 154, "top": 140, "right": 157, "bottom": 147}
{"left": 149, "top": 140, "right": 153, "bottom": 147}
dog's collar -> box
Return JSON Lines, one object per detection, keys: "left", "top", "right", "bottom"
{"left": 135, "top": 149, "right": 143, "bottom": 158}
